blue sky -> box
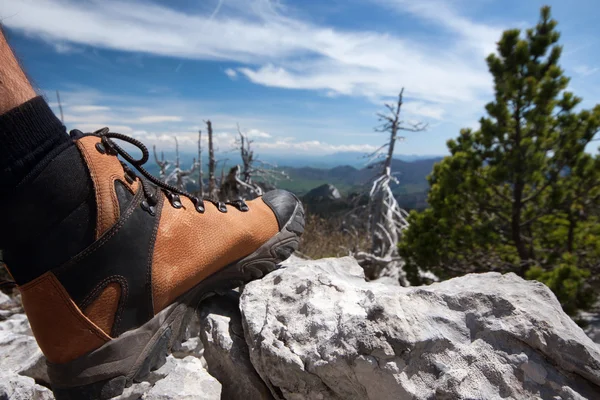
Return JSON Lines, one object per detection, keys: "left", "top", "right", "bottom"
{"left": 1, "top": 0, "right": 599, "bottom": 158}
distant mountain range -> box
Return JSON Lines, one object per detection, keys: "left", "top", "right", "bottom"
{"left": 277, "top": 157, "right": 444, "bottom": 197}
{"left": 141, "top": 152, "right": 443, "bottom": 210}
{"left": 170, "top": 150, "right": 446, "bottom": 169}
{"left": 258, "top": 151, "right": 446, "bottom": 168}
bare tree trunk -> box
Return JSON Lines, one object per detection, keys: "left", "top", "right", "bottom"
{"left": 153, "top": 145, "right": 169, "bottom": 181}
{"left": 234, "top": 124, "right": 286, "bottom": 199}
{"left": 382, "top": 89, "right": 403, "bottom": 176}
{"left": 56, "top": 90, "right": 64, "bottom": 123}
{"left": 237, "top": 125, "right": 253, "bottom": 183}
{"left": 357, "top": 88, "right": 425, "bottom": 285}
{"left": 174, "top": 137, "right": 183, "bottom": 189}
{"left": 197, "top": 130, "right": 204, "bottom": 198}
{"left": 206, "top": 120, "right": 217, "bottom": 199}
{"left": 220, "top": 163, "right": 226, "bottom": 187}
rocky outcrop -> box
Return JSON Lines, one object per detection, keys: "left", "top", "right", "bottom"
{"left": 0, "top": 289, "right": 218, "bottom": 400}
{"left": 2, "top": 256, "right": 600, "bottom": 399}
{"left": 0, "top": 290, "right": 50, "bottom": 397}
{"left": 240, "top": 257, "right": 600, "bottom": 399}
{"left": 581, "top": 305, "right": 600, "bottom": 345}
{"left": 0, "top": 373, "right": 54, "bottom": 400}
{"left": 199, "top": 292, "right": 273, "bottom": 400}
{"left": 303, "top": 184, "right": 342, "bottom": 202}
{"left": 142, "top": 356, "right": 221, "bottom": 400}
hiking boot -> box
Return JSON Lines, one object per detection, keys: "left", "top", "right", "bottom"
{"left": 6, "top": 128, "right": 304, "bottom": 399}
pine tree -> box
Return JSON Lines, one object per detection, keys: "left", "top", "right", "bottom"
{"left": 399, "top": 6, "right": 600, "bottom": 315}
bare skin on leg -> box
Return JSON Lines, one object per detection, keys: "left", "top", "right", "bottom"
{"left": 0, "top": 28, "right": 36, "bottom": 114}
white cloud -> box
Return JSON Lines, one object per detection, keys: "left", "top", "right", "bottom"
{"left": 573, "top": 65, "right": 599, "bottom": 77}
{"left": 46, "top": 87, "right": 380, "bottom": 155}
{"left": 138, "top": 115, "right": 183, "bottom": 123}
{"left": 1, "top": 0, "right": 495, "bottom": 107}
{"left": 402, "top": 101, "right": 445, "bottom": 120}
{"left": 224, "top": 68, "right": 238, "bottom": 79}
{"left": 374, "top": 0, "right": 502, "bottom": 57}
{"left": 75, "top": 124, "right": 134, "bottom": 134}
{"left": 254, "top": 140, "right": 378, "bottom": 154}
{"left": 245, "top": 128, "right": 271, "bottom": 138}
{"left": 52, "top": 42, "right": 82, "bottom": 54}
{"left": 70, "top": 105, "right": 110, "bottom": 112}
{"left": 133, "top": 131, "right": 376, "bottom": 155}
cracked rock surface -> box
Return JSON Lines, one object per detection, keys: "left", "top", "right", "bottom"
{"left": 0, "top": 289, "right": 218, "bottom": 400}
{"left": 3, "top": 255, "right": 600, "bottom": 400}
{"left": 199, "top": 291, "right": 274, "bottom": 400}
{"left": 240, "top": 257, "right": 600, "bottom": 400}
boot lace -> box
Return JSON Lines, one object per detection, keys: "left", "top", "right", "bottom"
{"left": 77, "top": 127, "right": 249, "bottom": 215}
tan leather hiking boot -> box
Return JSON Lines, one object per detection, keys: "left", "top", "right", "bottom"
{"left": 10, "top": 128, "right": 304, "bottom": 399}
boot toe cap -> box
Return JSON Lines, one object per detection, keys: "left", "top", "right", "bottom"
{"left": 261, "top": 189, "right": 302, "bottom": 230}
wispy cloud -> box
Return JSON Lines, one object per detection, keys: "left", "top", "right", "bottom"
{"left": 224, "top": 68, "right": 238, "bottom": 79}
{"left": 245, "top": 128, "right": 271, "bottom": 138}
{"left": 134, "top": 130, "right": 378, "bottom": 155}
{"left": 46, "top": 87, "right": 380, "bottom": 155}
{"left": 373, "top": 0, "right": 502, "bottom": 57}
{"left": 138, "top": 115, "right": 183, "bottom": 123}
{"left": 52, "top": 42, "right": 83, "bottom": 54}
{"left": 1, "top": 0, "right": 495, "bottom": 107}
{"left": 573, "top": 65, "right": 599, "bottom": 77}
{"left": 70, "top": 105, "right": 110, "bottom": 112}
{"left": 3, "top": 0, "right": 544, "bottom": 155}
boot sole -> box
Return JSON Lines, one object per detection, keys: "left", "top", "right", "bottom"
{"left": 48, "top": 200, "right": 305, "bottom": 400}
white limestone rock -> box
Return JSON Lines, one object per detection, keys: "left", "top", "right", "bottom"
{"left": 199, "top": 291, "right": 273, "bottom": 400}
{"left": 0, "top": 373, "right": 54, "bottom": 400}
{"left": 0, "top": 312, "right": 32, "bottom": 335}
{"left": 0, "top": 289, "right": 23, "bottom": 320}
{"left": 580, "top": 309, "right": 600, "bottom": 345}
{"left": 141, "top": 356, "right": 221, "bottom": 400}
{"left": 240, "top": 257, "right": 600, "bottom": 400}
{"left": 171, "top": 311, "right": 205, "bottom": 361}
{"left": 0, "top": 330, "right": 49, "bottom": 385}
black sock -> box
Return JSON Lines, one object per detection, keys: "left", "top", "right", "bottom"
{"left": 0, "top": 96, "right": 71, "bottom": 192}
{"left": 0, "top": 97, "right": 96, "bottom": 284}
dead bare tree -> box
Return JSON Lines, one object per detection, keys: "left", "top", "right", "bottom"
{"left": 215, "top": 158, "right": 229, "bottom": 192}
{"left": 219, "top": 165, "right": 242, "bottom": 201}
{"left": 354, "top": 89, "right": 427, "bottom": 284}
{"left": 205, "top": 120, "right": 218, "bottom": 200}
{"left": 219, "top": 160, "right": 227, "bottom": 186}
{"left": 238, "top": 124, "right": 254, "bottom": 184}
{"left": 153, "top": 145, "right": 171, "bottom": 182}
{"left": 55, "top": 90, "right": 64, "bottom": 123}
{"left": 231, "top": 124, "right": 288, "bottom": 199}
{"left": 197, "top": 129, "right": 204, "bottom": 198}
{"left": 166, "top": 137, "right": 197, "bottom": 191}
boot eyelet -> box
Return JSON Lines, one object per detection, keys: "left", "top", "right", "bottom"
{"left": 141, "top": 200, "right": 156, "bottom": 216}
{"left": 191, "top": 197, "right": 205, "bottom": 213}
{"left": 167, "top": 192, "right": 183, "bottom": 209}
{"left": 95, "top": 143, "right": 106, "bottom": 154}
